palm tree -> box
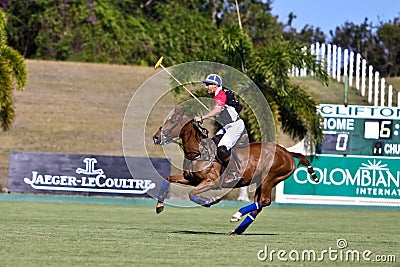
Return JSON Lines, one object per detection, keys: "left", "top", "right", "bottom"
{"left": 218, "top": 23, "right": 328, "bottom": 147}
{"left": 0, "top": 10, "right": 27, "bottom": 131}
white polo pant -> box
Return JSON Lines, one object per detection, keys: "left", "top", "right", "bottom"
{"left": 216, "top": 119, "right": 245, "bottom": 149}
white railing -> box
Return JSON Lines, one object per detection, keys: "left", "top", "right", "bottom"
{"left": 291, "top": 42, "right": 399, "bottom": 107}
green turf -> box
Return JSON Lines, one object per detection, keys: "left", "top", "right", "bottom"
{"left": 0, "top": 201, "right": 398, "bottom": 267}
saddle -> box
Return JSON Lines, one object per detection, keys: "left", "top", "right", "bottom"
{"left": 186, "top": 132, "right": 249, "bottom": 172}
{"left": 182, "top": 133, "right": 249, "bottom": 188}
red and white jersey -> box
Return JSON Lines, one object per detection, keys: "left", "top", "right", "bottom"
{"left": 214, "top": 87, "right": 226, "bottom": 107}
{"left": 215, "top": 87, "right": 239, "bottom": 123}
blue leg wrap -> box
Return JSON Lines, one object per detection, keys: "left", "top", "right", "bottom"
{"left": 157, "top": 180, "right": 170, "bottom": 201}
{"left": 234, "top": 211, "right": 257, "bottom": 234}
{"left": 190, "top": 195, "right": 211, "bottom": 207}
{"left": 239, "top": 201, "right": 261, "bottom": 215}
{"left": 160, "top": 180, "right": 170, "bottom": 189}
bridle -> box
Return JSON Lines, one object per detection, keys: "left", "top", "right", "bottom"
{"left": 159, "top": 116, "right": 210, "bottom": 160}
{"left": 159, "top": 119, "right": 183, "bottom": 145}
{"left": 192, "top": 121, "right": 209, "bottom": 139}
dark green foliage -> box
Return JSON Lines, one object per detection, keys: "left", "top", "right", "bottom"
{"left": 3, "top": 0, "right": 45, "bottom": 57}
{"left": 218, "top": 23, "right": 254, "bottom": 70}
{"left": 147, "top": 2, "right": 222, "bottom": 65}
{"left": 2, "top": 0, "right": 225, "bottom": 66}
{"left": 0, "top": 9, "right": 27, "bottom": 131}
{"left": 2, "top": 0, "right": 399, "bottom": 73}
{"left": 331, "top": 18, "right": 400, "bottom": 77}
{"left": 376, "top": 19, "right": 400, "bottom": 76}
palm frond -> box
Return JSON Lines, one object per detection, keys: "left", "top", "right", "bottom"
{"left": 0, "top": 10, "right": 7, "bottom": 47}
{"left": 276, "top": 81, "right": 323, "bottom": 145}
{"left": 0, "top": 10, "right": 28, "bottom": 131}
{"left": 0, "top": 46, "right": 27, "bottom": 90}
{"left": 0, "top": 95, "right": 14, "bottom": 131}
{"left": 0, "top": 58, "right": 13, "bottom": 131}
{"left": 218, "top": 23, "right": 254, "bottom": 70}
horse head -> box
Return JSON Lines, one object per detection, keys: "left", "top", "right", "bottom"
{"left": 153, "top": 107, "right": 209, "bottom": 146}
{"left": 153, "top": 107, "right": 190, "bottom": 145}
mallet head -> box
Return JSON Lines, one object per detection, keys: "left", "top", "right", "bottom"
{"left": 155, "top": 56, "right": 164, "bottom": 69}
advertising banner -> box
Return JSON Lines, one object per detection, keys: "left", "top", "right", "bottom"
{"left": 8, "top": 151, "right": 170, "bottom": 197}
{"left": 276, "top": 155, "right": 400, "bottom": 206}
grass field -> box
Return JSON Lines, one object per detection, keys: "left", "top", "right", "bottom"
{"left": 0, "top": 199, "right": 399, "bottom": 267}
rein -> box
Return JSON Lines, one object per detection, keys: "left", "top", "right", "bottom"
{"left": 180, "top": 121, "right": 209, "bottom": 160}
{"left": 193, "top": 121, "right": 209, "bottom": 139}
{"left": 160, "top": 114, "right": 210, "bottom": 160}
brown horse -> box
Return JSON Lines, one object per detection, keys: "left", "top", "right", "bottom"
{"left": 152, "top": 108, "right": 318, "bottom": 235}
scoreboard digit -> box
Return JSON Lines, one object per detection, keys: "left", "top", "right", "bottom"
{"left": 317, "top": 104, "right": 400, "bottom": 157}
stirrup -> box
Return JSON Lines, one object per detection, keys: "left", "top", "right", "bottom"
{"left": 221, "top": 170, "right": 243, "bottom": 186}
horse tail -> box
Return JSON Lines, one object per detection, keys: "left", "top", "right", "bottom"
{"left": 291, "top": 152, "right": 319, "bottom": 182}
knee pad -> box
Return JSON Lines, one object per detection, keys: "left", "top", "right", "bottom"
{"left": 217, "top": 145, "right": 231, "bottom": 162}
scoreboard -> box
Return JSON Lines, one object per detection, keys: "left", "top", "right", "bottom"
{"left": 276, "top": 103, "right": 400, "bottom": 207}
{"left": 317, "top": 104, "right": 400, "bottom": 157}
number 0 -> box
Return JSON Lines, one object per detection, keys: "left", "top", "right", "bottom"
{"left": 336, "top": 133, "right": 348, "bottom": 151}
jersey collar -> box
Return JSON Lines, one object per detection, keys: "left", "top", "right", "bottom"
{"left": 215, "top": 86, "right": 223, "bottom": 96}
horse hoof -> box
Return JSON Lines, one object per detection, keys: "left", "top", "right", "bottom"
{"left": 210, "top": 197, "right": 222, "bottom": 205}
{"left": 228, "top": 230, "right": 238, "bottom": 235}
{"left": 156, "top": 206, "right": 164, "bottom": 214}
{"left": 230, "top": 212, "right": 242, "bottom": 222}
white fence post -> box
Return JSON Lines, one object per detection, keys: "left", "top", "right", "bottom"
{"left": 301, "top": 46, "right": 307, "bottom": 76}
{"left": 368, "top": 65, "right": 373, "bottom": 104}
{"left": 310, "top": 43, "right": 315, "bottom": 76}
{"left": 361, "top": 59, "right": 367, "bottom": 97}
{"left": 380, "top": 78, "right": 386, "bottom": 106}
{"left": 374, "top": 71, "right": 380, "bottom": 106}
{"left": 327, "top": 44, "right": 332, "bottom": 75}
{"left": 343, "top": 49, "right": 349, "bottom": 79}
{"left": 336, "top": 47, "right": 342, "bottom": 82}
{"left": 356, "top": 53, "right": 361, "bottom": 90}
{"left": 289, "top": 43, "right": 398, "bottom": 107}
{"left": 388, "top": 85, "right": 393, "bottom": 107}
{"left": 320, "top": 43, "right": 326, "bottom": 71}
{"left": 349, "top": 51, "right": 354, "bottom": 87}
{"left": 332, "top": 45, "right": 337, "bottom": 79}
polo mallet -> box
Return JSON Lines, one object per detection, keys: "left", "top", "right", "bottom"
{"left": 155, "top": 57, "right": 209, "bottom": 111}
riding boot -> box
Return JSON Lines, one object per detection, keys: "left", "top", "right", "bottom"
{"left": 216, "top": 145, "right": 231, "bottom": 167}
{"left": 217, "top": 146, "right": 243, "bottom": 186}
{"left": 222, "top": 160, "right": 243, "bottom": 186}
{"left": 212, "top": 134, "right": 224, "bottom": 145}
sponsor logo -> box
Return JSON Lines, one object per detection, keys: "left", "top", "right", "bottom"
{"left": 292, "top": 159, "right": 400, "bottom": 198}
{"left": 23, "top": 157, "right": 156, "bottom": 194}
